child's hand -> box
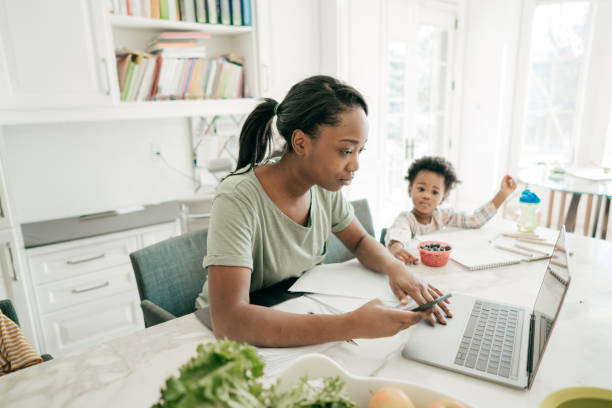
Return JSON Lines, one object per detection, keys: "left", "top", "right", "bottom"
{"left": 389, "top": 241, "right": 419, "bottom": 265}
{"left": 500, "top": 174, "right": 517, "bottom": 197}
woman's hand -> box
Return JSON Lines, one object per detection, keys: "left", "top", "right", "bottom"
{"left": 388, "top": 241, "right": 419, "bottom": 265}
{"left": 346, "top": 299, "right": 431, "bottom": 338}
{"left": 386, "top": 264, "right": 452, "bottom": 324}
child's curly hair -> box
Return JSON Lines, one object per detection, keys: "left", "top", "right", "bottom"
{"left": 405, "top": 156, "right": 461, "bottom": 192}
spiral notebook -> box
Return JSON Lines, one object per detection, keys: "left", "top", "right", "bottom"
{"left": 450, "top": 248, "right": 526, "bottom": 271}
{"left": 424, "top": 230, "right": 551, "bottom": 271}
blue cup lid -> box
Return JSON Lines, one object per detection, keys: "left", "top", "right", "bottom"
{"left": 520, "top": 189, "right": 541, "bottom": 203}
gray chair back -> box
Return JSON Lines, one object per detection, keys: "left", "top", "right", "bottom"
{"left": 130, "top": 229, "right": 208, "bottom": 322}
{"left": 0, "top": 299, "right": 19, "bottom": 326}
{"left": 324, "top": 199, "right": 375, "bottom": 264}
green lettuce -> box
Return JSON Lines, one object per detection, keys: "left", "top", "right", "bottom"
{"left": 152, "top": 339, "right": 358, "bottom": 408}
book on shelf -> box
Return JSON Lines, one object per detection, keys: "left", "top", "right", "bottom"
{"left": 230, "top": 0, "right": 242, "bottom": 25}
{"left": 121, "top": 62, "right": 136, "bottom": 101}
{"left": 241, "top": 0, "right": 252, "bottom": 25}
{"left": 159, "top": 0, "right": 169, "bottom": 19}
{"left": 154, "top": 31, "right": 212, "bottom": 40}
{"left": 116, "top": 54, "right": 132, "bottom": 91}
{"left": 109, "top": 0, "right": 249, "bottom": 26}
{"left": 150, "top": 0, "right": 160, "bottom": 18}
{"left": 148, "top": 40, "right": 198, "bottom": 51}
{"left": 219, "top": 0, "right": 231, "bottom": 25}
{"left": 167, "top": 0, "right": 179, "bottom": 21}
{"left": 116, "top": 47, "right": 244, "bottom": 101}
{"left": 206, "top": 0, "right": 219, "bottom": 24}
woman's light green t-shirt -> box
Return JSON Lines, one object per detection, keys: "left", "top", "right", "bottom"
{"left": 195, "top": 168, "right": 354, "bottom": 308}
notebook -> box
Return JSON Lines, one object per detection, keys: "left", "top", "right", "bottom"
{"left": 423, "top": 230, "right": 551, "bottom": 271}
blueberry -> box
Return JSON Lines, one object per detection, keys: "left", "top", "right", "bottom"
{"left": 444, "top": 246, "right": 451, "bottom": 251}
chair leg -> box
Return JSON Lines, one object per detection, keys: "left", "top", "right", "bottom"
{"left": 558, "top": 192, "right": 567, "bottom": 229}
{"left": 584, "top": 195, "right": 593, "bottom": 236}
{"left": 547, "top": 190, "right": 555, "bottom": 228}
{"left": 564, "top": 193, "right": 581, "bottom": 233}
{"left": 601, "top": 197, "right": 610, "bottom": 240}
{"left": 591, "top": 196, "right": 603, "bottom": 238}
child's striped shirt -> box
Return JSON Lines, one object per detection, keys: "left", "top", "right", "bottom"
{"left": 0, "top": 310, "right": 42, "bottom": 376}
{"left": 385, "top": 201, "right": 497, "bottom": 247}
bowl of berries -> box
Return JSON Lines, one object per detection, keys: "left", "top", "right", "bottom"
{"left": 418, "top": 241, "right": 452, "bottom": 267}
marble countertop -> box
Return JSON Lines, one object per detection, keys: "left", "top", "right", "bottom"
{"left": 2, "top": 220, "right": 611, "bottom": 407}
{"left": 20, "top": 201, "right": 179, "bottom": 248}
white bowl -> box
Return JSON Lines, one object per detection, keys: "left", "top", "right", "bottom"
{"left": 270, "top": 354, "right": 476, "bottom": 408}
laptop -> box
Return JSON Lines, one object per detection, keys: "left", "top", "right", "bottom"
{"left": 401, "top": 226, "right": 571, "bottom": 389}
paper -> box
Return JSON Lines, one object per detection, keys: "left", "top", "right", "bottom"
{"left": 288, "top": 259, "right": 398, "bottom": 302}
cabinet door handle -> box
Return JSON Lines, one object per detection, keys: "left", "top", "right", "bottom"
{"left": 0, "top": 196, "right": 5, "bottom": 218}
{"left": 101, "top": 58, "right": 111, "bottom": 96}
{"left": 6, "top": 244, "right": 18, "bottom": 281}
{"left": 71, "top": 281, "right": 110, "bottom": 294}
{"left": 66, "top": 253, "right": 105, "bottom": 265}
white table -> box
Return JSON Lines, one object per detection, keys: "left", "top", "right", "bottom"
{"left": 2, "top": 219, "right": 611, "bottom": 408}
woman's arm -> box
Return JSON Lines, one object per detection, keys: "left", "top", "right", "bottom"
{"left": 334, "top": 219, "right": 452, "bottom": 324}
{"left": 207, "top": 265, "right": 429, "bottom": 347}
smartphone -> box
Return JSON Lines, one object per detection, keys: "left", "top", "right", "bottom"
{"left": 397, "top": 293, "right": 452, "bottom": 312}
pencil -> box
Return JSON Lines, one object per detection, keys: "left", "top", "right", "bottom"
{"left": 514, "top": 243, "right": 551, "bottom": 256}
{"left": 494, "top": 244, "right": 534, "bottom": 257}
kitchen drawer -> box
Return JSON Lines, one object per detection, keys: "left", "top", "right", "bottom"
{"left": 28, "top": 235, "right": 139, "bottom": 284}
{"left": 40, "top": 291, "right": 143, "bottom": 356}
{"left": 35, "top": 264, "right": 137, "bottom": 314}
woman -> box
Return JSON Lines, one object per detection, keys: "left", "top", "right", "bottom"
{"left": 197, "top": 75, "right": 451, "bottom": 347}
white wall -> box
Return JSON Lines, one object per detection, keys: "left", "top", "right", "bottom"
{"left": 4, "top": 118, "right": 194, "bottom": 223}
{"left": 454, "top": 0, "right": 522, "bottom": 211}
{"left": 575, "top": 0, "right": 612, "bottom": 167}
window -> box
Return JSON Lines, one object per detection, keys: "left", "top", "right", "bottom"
{"left": 519, "top": 1, "right": 591, "bottom": 166}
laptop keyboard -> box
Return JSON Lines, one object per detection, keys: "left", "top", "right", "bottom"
{"left": 454, "top": 301, "right": 523, "bottom": 378}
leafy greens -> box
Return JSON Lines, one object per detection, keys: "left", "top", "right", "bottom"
{"left": 152, "top": 339, "right": 357, "bottom": 408}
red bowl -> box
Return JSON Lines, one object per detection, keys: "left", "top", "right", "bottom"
{"left": 418, "top": 240, "right": 452, "bottom": 267}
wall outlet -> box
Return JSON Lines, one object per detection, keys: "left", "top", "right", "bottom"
{"left": 150, "top": 142, "right": 162, "bottom": 157}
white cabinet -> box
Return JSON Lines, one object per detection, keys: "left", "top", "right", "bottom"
{"left": 0, "top": 0, "right": 260, "bottom": 124}
{"left": 255, "top": 0, "right": 321, "bottom": 100}
{"left": 0, "top": 155, "right": 11, "bottom": 230}
{"left": 0, "top": 0, "right": 115, "bottom": 110}
{"left": 26, "top": 221, "right": 177, "bottom": 356}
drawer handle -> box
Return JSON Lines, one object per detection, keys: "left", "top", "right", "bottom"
{"left": 71, "top": 281, "right": 110, "bottom": 294}
{"left": 66, "top": 253, "right": 105, "bottom": 265}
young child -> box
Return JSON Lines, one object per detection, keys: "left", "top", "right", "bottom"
{"left": 385, "top": 156, "right": 516, "bottom": 264}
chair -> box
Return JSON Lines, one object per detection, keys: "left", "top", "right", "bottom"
{"left": 0, "top": 299, "right": 53, "bottom": 361}
{"left": 129, "top": 229, "right": 208, "bottom": 327}
{"left": 131, "top": 199, "right": 377, "bottom": 328}
{"left": 324, "top": 199, "right": 375, "bottom": 264}
{"left": 544, "top": 191, "right": 611, "bottom": 239}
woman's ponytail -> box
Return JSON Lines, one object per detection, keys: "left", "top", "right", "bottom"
{"left": 234, "top": 98, "right": 277, "bottom": 172}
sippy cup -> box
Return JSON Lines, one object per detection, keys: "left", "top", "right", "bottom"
{"left": 518, "top": 189, "right": 540, "bottom": 232}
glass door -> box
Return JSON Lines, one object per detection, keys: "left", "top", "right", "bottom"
{"left": 382, "top": 2, "right": 458, "bottom": 227}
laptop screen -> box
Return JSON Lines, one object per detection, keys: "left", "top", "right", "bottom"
{"left": 529, "top": 227, "right": 571, "bottom": 382}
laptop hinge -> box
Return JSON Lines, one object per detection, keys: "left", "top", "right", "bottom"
{"left": 527, "top": 313, "right": 535, "bottom": 385}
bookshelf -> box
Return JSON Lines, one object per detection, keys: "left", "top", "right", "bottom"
{"left": 0, "top": 1, "right": 260, "bottom": 124}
